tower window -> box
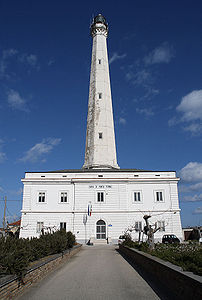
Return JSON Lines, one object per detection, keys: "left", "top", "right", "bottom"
{"left": 99, "top": 132, "right": 103, "bottom": 139}
{"left": 98, "top": 93, "right": 102, "bottom": 99}
{"left": 98, "top": 59, "right": 101, "bottom": 64}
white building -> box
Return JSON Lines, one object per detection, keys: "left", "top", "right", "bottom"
{"left": 20, "top": 14, "right": 182, "bottom": 244}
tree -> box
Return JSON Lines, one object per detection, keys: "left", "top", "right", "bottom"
{"left": 143, "top": 215, "right": 160, "bottom": 250}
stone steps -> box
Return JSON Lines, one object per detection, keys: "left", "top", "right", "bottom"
{"left": 90, "top": 238, "right": 108, "bottom": 245}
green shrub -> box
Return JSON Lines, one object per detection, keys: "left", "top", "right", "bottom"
{"left": 0, "top": 230, "right": 76, "bottom": 277}
{"left": 124, "top": 241, "right": 202, "bottom": 276}
{"left": 66, "top": 231, "right": 76, "bottom": 248}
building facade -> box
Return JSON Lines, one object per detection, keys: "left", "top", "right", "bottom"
{"left": 20, "top": 15, "right": 182, "bottom": 243}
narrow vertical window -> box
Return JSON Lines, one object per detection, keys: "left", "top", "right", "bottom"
{"left": 61, "top": 192, "right": 68, "bottom": 203}
{"left": 135, "top": 221, "right": 142, "bottom": 231}
{"left": 156, "top": 191, "right": 163, "bottom": 202}
{"left": 38, "top": 192, "right": 45, "bottom": 203}
{"left": 97, "top": 192, "right": 104, "bottom": 202}
{"left": 99, "top": 132, "right": 103, "bottom": 139}
{"left": 98, "top": 59, "right": 101, "bottom": 64}
{"left": 98, "top": 93, "right": 102, "bottom": 99}
{"left": 134, "top": 192, "right": 141, "bottom": 202}
{"left": 156, "top": 221, "right": 165, "bottom": 231}
{"left": 36, "top": 222, "right": 44, "bottom": 233}
{"left": 60, "top": 222, "right": 66, "bottom": 230}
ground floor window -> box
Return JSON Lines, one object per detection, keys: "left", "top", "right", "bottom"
{"left": 36, "top": 222, "right": 44, "bottom": 233}
{"left": 135, "top": 221, "right": 142, "bottom": 231}
{"left": 60, "top": 222, "right": 66, "bottom": 230}
{"left": 96, "top": 220, "right": 106, "bottom": 239}
{"left": 156, "top": 221, "right": 165, "bottom": 231}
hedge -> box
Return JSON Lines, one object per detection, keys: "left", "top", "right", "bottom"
{"left": 123, "top": 239, "right": 202, "bottom": 276}
{"left": 0, "top": 230, "right": 75, "bottom": 278}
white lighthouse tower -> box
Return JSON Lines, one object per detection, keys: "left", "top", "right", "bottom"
{"left": 83, "top": 14, "right": 119, "bottom": 169}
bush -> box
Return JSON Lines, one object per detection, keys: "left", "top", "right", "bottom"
{"left": 124, "top": 241, "right": 202, "bottom": 276}
{"left": 152, "top": 243, "right": 202, "bottom": 276}
{"left": 0, "top": 230, "right": 76, "bottom": 277}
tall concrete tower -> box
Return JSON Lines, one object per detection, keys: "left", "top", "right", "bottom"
{"left": 83, "top": 14, "right": 119, "bottom": 169}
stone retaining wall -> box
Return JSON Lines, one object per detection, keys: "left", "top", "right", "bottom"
{"left": 119, "top": 245, "right": 202, "bottom": 300}
{"left": 0, "top": 245, "right": 82, "bottom": 299}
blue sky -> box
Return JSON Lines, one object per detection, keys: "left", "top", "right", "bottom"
{"left": 0, "top": 0, "right": 202, "bottom": 227}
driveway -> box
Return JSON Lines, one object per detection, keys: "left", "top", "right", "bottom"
{"left": 18, "top": 245, "right": 159, "bottom": 300}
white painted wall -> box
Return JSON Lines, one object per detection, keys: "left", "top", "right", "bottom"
{"left": 20, "top": 171, "right": 183, "bottom": 243}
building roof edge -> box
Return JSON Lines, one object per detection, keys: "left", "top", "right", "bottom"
{"left": 25, "top": 168, "right": 176, "bottom": 173}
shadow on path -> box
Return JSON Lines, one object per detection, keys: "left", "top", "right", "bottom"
{"left": 116, "top": 248, "right": 178, "bottom": 300}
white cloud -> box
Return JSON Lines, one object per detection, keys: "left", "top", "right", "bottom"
{"left": 48, "top": 59, "right": 55, "bottom": 66}
{"left": 189, "top": 182, "right": 202, "bottom": 191}
{"left": 136, "top": 107, "right": 154, "bottom": 117}
{"left": 183, "top": 194, "right": 202, "bottom": 202}
{"left": 193, "top": 207, "right": 202, "bottom": 214}
{"left": 109, "top": 52, "right": 126, "bottom": 64}
{"left": 142, "top": 88, "right": 159, "bottom": 100}
{"left": 19, "top": 138, "right": 61, "bottom": 163}
{"left": 0, "top": 186, "right": 3, "bottom": 192}
{"left": 179, "top": 162, "right": 202, "bottom": 201}
{"left": 19, "top": 53, "right": 39, "bottom": 69}
{"left": 124, "top": 44, "right": 173, "bottom": 100}
{"left": 133, "top": 69, "right": 152, "bottom": 86}
{"left": 125, "top": 68, "right": 159, "bottom": 101}
{"left": 179, "top": 162, "right": 202, "bottom": 182}
{"left": 2, "top": 49, "right": 18, "bottom": 59}
{"left": 0, "top": 48, "right": 18, "bottom": 78}
{"left": 9, "top": 188, "right": 23, "bottom": 196}
{"left": 177, "top": 90, "right": 202, "bottom": 122}
{"left": 169, "top": 90, "right": 202, "bottom": 134}
{"left": 0, "top": 139, "right": 6, "bottom": 163}
{"left": 0, "top": 152, "right": 6, "bottom": 163}
{"left": 168, "top": 116, "right": 177, "bottom": 127}
{"left": 144, "top": 43, "right": 174, "bottom": 65}
{"left": 183, "top": 123, "right": 202, "bottom": 134}
{"left": 119, "top": 117, "right": 126, "bottom": 125}
{"left": 7, "top": 89, "right": 29, "bottom": 112}
{"left": 0, "top": 48, "right": 39, "bottom": 79}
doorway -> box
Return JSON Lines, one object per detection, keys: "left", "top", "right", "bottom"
{"left": 96, "top": 220, "right": 106, "bottom": 239}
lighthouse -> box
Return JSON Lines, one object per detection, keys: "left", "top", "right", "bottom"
{"left": 83, "top": 14, "right": 119, "bottom": 170}
{"left": 19, "top": 14, "right": 182, "bottom": 244}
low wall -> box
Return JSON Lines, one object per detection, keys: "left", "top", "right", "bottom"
{"left": 0, "top": 245, "right": 82, "bottom": 299}
{"left": 119, "top": 245, "right": 202, "bottom": 300}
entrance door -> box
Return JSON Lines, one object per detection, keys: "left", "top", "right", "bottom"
{"left": 96, "top": 220, "right": 106, "bottom": 239}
